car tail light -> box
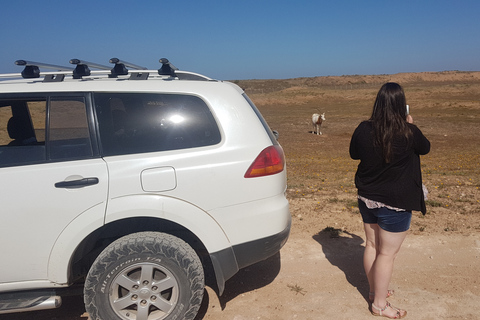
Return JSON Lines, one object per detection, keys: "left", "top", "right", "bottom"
{"left": 244, "top": 145, "right": 285, "bottom": 178}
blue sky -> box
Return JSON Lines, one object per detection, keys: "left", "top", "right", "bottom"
{"left": 1, "top": 0, "right": 479, "bottom": 80}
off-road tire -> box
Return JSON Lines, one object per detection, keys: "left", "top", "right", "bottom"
{"left": 84, "top": 232, "right": 204, "bottom": 320}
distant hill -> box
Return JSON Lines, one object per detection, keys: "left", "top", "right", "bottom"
{"left": 233, "top": 71, "right": 480, "bottom": 93}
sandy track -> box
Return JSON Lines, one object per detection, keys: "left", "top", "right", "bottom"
{"left": 4, "top": 229, "right": 478, "bottom": 320}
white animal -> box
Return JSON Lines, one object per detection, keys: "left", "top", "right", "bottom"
{"left": 312, "top": 113, "right": 325, "bottom": 135}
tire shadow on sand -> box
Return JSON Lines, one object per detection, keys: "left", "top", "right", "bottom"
{"left": 195, "top": 252, "right": 281, "bottom": 318}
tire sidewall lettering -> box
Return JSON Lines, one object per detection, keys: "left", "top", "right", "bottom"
{"left": 85, "top": 232, "right": 204, "bottom": 320}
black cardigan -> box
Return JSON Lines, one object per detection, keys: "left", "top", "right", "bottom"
{"left": 349, "top": 121, "right": 430, "bottom": 214}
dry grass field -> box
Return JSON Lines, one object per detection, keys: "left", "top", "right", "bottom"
{"left": 237, "top": 71, "right": 480, "bottom": 236}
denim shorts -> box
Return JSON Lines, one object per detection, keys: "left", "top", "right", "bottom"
{"left": 358, "top": 199, "right": 412, "bottom": 233}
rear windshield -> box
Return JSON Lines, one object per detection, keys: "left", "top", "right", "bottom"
{"left": 94, "top": 93, "right": 221, "bottom": 156}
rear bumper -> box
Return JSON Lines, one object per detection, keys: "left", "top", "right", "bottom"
{"left": 233, "top": 218, "right": 291, "bottom": 269}
{"left": 209, "top": 219, "right": 291, "bottom": 295}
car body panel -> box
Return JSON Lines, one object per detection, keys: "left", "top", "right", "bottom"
{"left": 0, "top": 67, "right": 290, "bottom": 315}
{"left": 0, "top": 159, "right": 108, "bottom": 283}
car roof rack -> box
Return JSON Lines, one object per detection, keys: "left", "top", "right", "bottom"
{"left": 2, "top": 58, "right": 212, "bottom": 82}
{"left": 109, "top": 58, "right": 148, "bottom": 79}
{"left": 70, "top": 59, "right": 111, "bottom": 79}
{"left": 15, "top": 60, "right": 73, "bottom": 79}
{"left": 158, "top": 58, "right": 178, "bottom": 77}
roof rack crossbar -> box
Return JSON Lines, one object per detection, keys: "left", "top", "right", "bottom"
{"left": 4, "top": 57, "right": 212, "bottom": 81}
{"left": 158, "top": 58, "right": 178, "bottom": 77}
{"left": 109, "top": 58, "right": 147, "bottom": 70}
{"left": 70, "top": 59, "right": 111, "bottom": 79}
{"left": 109, "top": 58, "right": 147, "bottom": 78}
{"left": 15, "top": 60, "right": 72, "bottom": 79}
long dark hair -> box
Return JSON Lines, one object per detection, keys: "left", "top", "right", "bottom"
{"left": 370, "top": 82, "right": 411, "bottom": 163}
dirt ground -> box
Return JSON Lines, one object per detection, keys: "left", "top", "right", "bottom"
{"left": 3, "top": 71, "right": 479, "bottom": 319}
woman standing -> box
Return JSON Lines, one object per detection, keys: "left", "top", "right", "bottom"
{"left": 349, "top": 82, "right": 430, "bottom": 318}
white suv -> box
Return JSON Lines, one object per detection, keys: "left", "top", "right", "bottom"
{"left": 0, "top": 59, "right": 291, "bottom": 320}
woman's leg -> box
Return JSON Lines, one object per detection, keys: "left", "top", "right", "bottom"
{"left": 371, "top": 228, "right": 408, "bottom": 317}
{"left": 363, "top": 223, "right": 379, "bottom": 295}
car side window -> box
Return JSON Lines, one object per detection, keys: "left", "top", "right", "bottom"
{"left": 0, "top": 99, "right": 46, "bottom": 167}
{"left": 0, "top": 96, "right": 93, "bottom": 167}
{"left": 48, "top": 96, "right": 93, "bottom": 160}
{"left": 95, "top": 93, "right": 221, "bottom": 156}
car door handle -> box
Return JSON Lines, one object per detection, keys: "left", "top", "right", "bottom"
{"left": 55, "top": 177, "right": 99, "bottom": 189}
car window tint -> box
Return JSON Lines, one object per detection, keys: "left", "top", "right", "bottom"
{"left": 0, "top": 99, "right": 46, "bottom": 167}
{"left": 95, "top": 93, "right": 221, "bottom": 156}
{"left": 48, "top": 97, "right": 93, "bottom": 160}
